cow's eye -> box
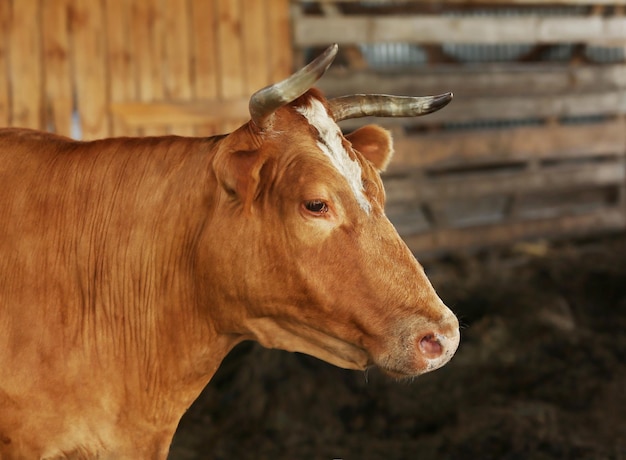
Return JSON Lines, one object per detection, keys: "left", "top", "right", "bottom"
{"left": 303, "top": 200, "right": 329, "bottom": 215}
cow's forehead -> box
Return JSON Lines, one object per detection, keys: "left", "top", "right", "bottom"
{"left": 295, "top": 98, "right": 371, "bottom": 214}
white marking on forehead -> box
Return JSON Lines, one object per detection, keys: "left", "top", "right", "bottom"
{"left": 295, "top": 98, "right": 371, "bottom": 213}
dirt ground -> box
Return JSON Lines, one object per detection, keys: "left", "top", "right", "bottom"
{"left": 169, "top": 233, "right": 626, "bottom": 460}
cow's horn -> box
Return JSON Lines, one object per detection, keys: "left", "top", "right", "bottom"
{"left": 249, "top": 44, "right": 338, "bottom": 130}
{"left": 328, "top": 92, "right": 453, "bottom": 122}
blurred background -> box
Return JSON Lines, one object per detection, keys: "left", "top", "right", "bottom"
{"left": 1, "top": 0, "right": 624, "bottom": 458}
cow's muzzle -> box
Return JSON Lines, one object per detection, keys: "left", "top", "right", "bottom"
{"left": 376, "top": 311, "right": 460, "bottom": 378}
{"left": 418, "top": 323, "right": 460, "bottom": 373}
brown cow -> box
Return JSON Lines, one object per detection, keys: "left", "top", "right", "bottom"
{"left": 0, "top": 45, "right": 458, "bottom": 459}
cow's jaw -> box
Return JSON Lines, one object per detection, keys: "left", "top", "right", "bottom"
{"left": 244, "top": 316, "right": 370, "bottom": 370}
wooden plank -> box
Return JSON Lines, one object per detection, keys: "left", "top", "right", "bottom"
{"left": 385, "top": 161, "right": 625, "bottom": 205}
{"left": 71, "top": 0, "right": 109, "bottom": 139}
{"left": 131, "top": 0, "right": 167, "bottom": 135}
{"left": 217, "top": 0, "right": 246, "bottom": 132}
{"left": 403, "top": 208, "right": 626, "bottom": 256}
{"left": 216, "top": 0, "right": 244, "bottom": 98}
{"left": 242, "top": 0, "right": 270, "bottom": 93}
{"left": 389, "top": 120, "right": 626, "bottom": 169}
{"left": 42, "top": 0, "right": 73, "bottom": 137}
{"left": 132, "top": 0, "right": 165, "bottom": 102}
{"left": 266, "top": 0, "right": 292, "bottom": 82}
{"left": 438, "top": 195, "right": 509, "bottom": 228}
{"left": 338, "top": 90, "right": 626, "bottom": 129}
{"left": 295, "top": 16, "right": 626, "bottom": 46}
{"left": 440, "top": 91, "right": 626, "bottom": 122}
{"left": 191, "top": 0, "right": 218, "bottom": 100}
{"left": 105, "top": 0, "right": 138, "bottom": 137}
{"left": 9, "top": 0, "right": 42, "bottom": 130}
{"left": 190, "top": 0, "right": 220, "bottom": 136}
{"left": 163, "top": 0, "right": 194, "bottom": 136}
{"left": 0, "top": 0, "right": 10, "bottom": 126}
{"left": 110, "top": 99, "right": 249, "bottom": 127}
{"left": 163, "top": 0, "right": 192, "bottom": 101}
{"left": 514, "top": 187, "right": 618, "bottom": 220}
{"left": 318, "top": 64, "right": 626, "bottom": 100}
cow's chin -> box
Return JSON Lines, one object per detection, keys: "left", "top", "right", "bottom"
{"left": 375, "top": 363, "right": 432, "bottom": 380}
{"left": 373, "top": 360, "right": 445, "bottom": 380}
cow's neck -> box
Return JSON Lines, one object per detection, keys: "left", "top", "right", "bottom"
{"left": 68, "top": 135, "right": 239, "bottom": 448}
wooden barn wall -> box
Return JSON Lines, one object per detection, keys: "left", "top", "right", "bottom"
{"left": 0, "top": 0, "right": 291, "bottom": 139}
{"left": 294, "top": 0, "right": 626, "bottom": 257}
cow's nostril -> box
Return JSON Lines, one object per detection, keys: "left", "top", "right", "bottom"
{"left": 419, "top": 334, "right": 443, "bottom": 358}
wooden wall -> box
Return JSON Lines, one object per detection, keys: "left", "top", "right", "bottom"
{"left": 294, "top": 0, "right": 626, "bottom": 257}
{"left": 2, "top": 0, "right": 625, "bottom": 256}
{"left": 0, "top": 0, "right": 291, "bottom": 140}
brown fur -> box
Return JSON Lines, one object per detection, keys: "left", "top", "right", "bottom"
{"left": 0, "top": 91, "right": 458, "bottom": 458}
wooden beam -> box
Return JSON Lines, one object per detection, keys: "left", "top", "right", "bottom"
{"left": 162, "top": 0, "right": 193, "bottom": 136}
{"left": 105, "top": 0, "right": 138, "bottom": 137}
{"left": 217, "top": 0, "right": 246, "bottom": 133}
{"left": 130, "top": 0, "right": 168, "bottom": 136}
{"left": 295, "top": 15, "right": 626, "bottom": 46}
{"left": 317, "top": 64, "right": 626, "bottom": 99}
{"left": 403, "top": 208, "right": 626, "bottom": 255}
{"left": 388, "top": 119, "right": 626, "bottom": 169}
{"left": 242, "top": 0, "right": 271, "bottom": 95}
{"left": 190, "top": 0, "right": 219, "bottom": 136}
{"left": 266, "top": 0, "right": 292, "bottom": 83}
{"left": 436, "top": 91, "right": 626, "bottom": 122}
{"left": 9, "top": 0, "right": 43, "bottom": 130}
{"left": 0, "top": 1, "right": 10, "bottom": 126}
{"left": 384, "top": 160, "right": 625, "bottom": 205}
{"left": 43, "top": 0, "right": 73, "bottom": 137}
{"left": 72, "top": 0, "right": 110, "bottom": 139}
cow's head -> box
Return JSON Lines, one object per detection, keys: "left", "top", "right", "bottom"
{"left": 206, "top": 45, "right": 459, "bottom": 378}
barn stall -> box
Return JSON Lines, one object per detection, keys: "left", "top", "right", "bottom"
{"left": 1, "top": 0, "right": 625, "bottom": 458}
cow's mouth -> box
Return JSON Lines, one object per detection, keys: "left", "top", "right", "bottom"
{"left": 378, "top": 368, "right": 417, "bottom": 380}
{"left": 374, "top": 360, "right": 439, "bottom": 380}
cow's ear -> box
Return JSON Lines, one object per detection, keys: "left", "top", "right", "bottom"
{"left": 345, "top": 125, "right": 394, "bottom": 172}
{"left": 213, "top": 127, "right": 260, "bottom": 202}
{"left": 213, "top": 126, "right": 270, "bottom": 210}
{"left": 216, "top": 149, "right": 261, "bottom": 198}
